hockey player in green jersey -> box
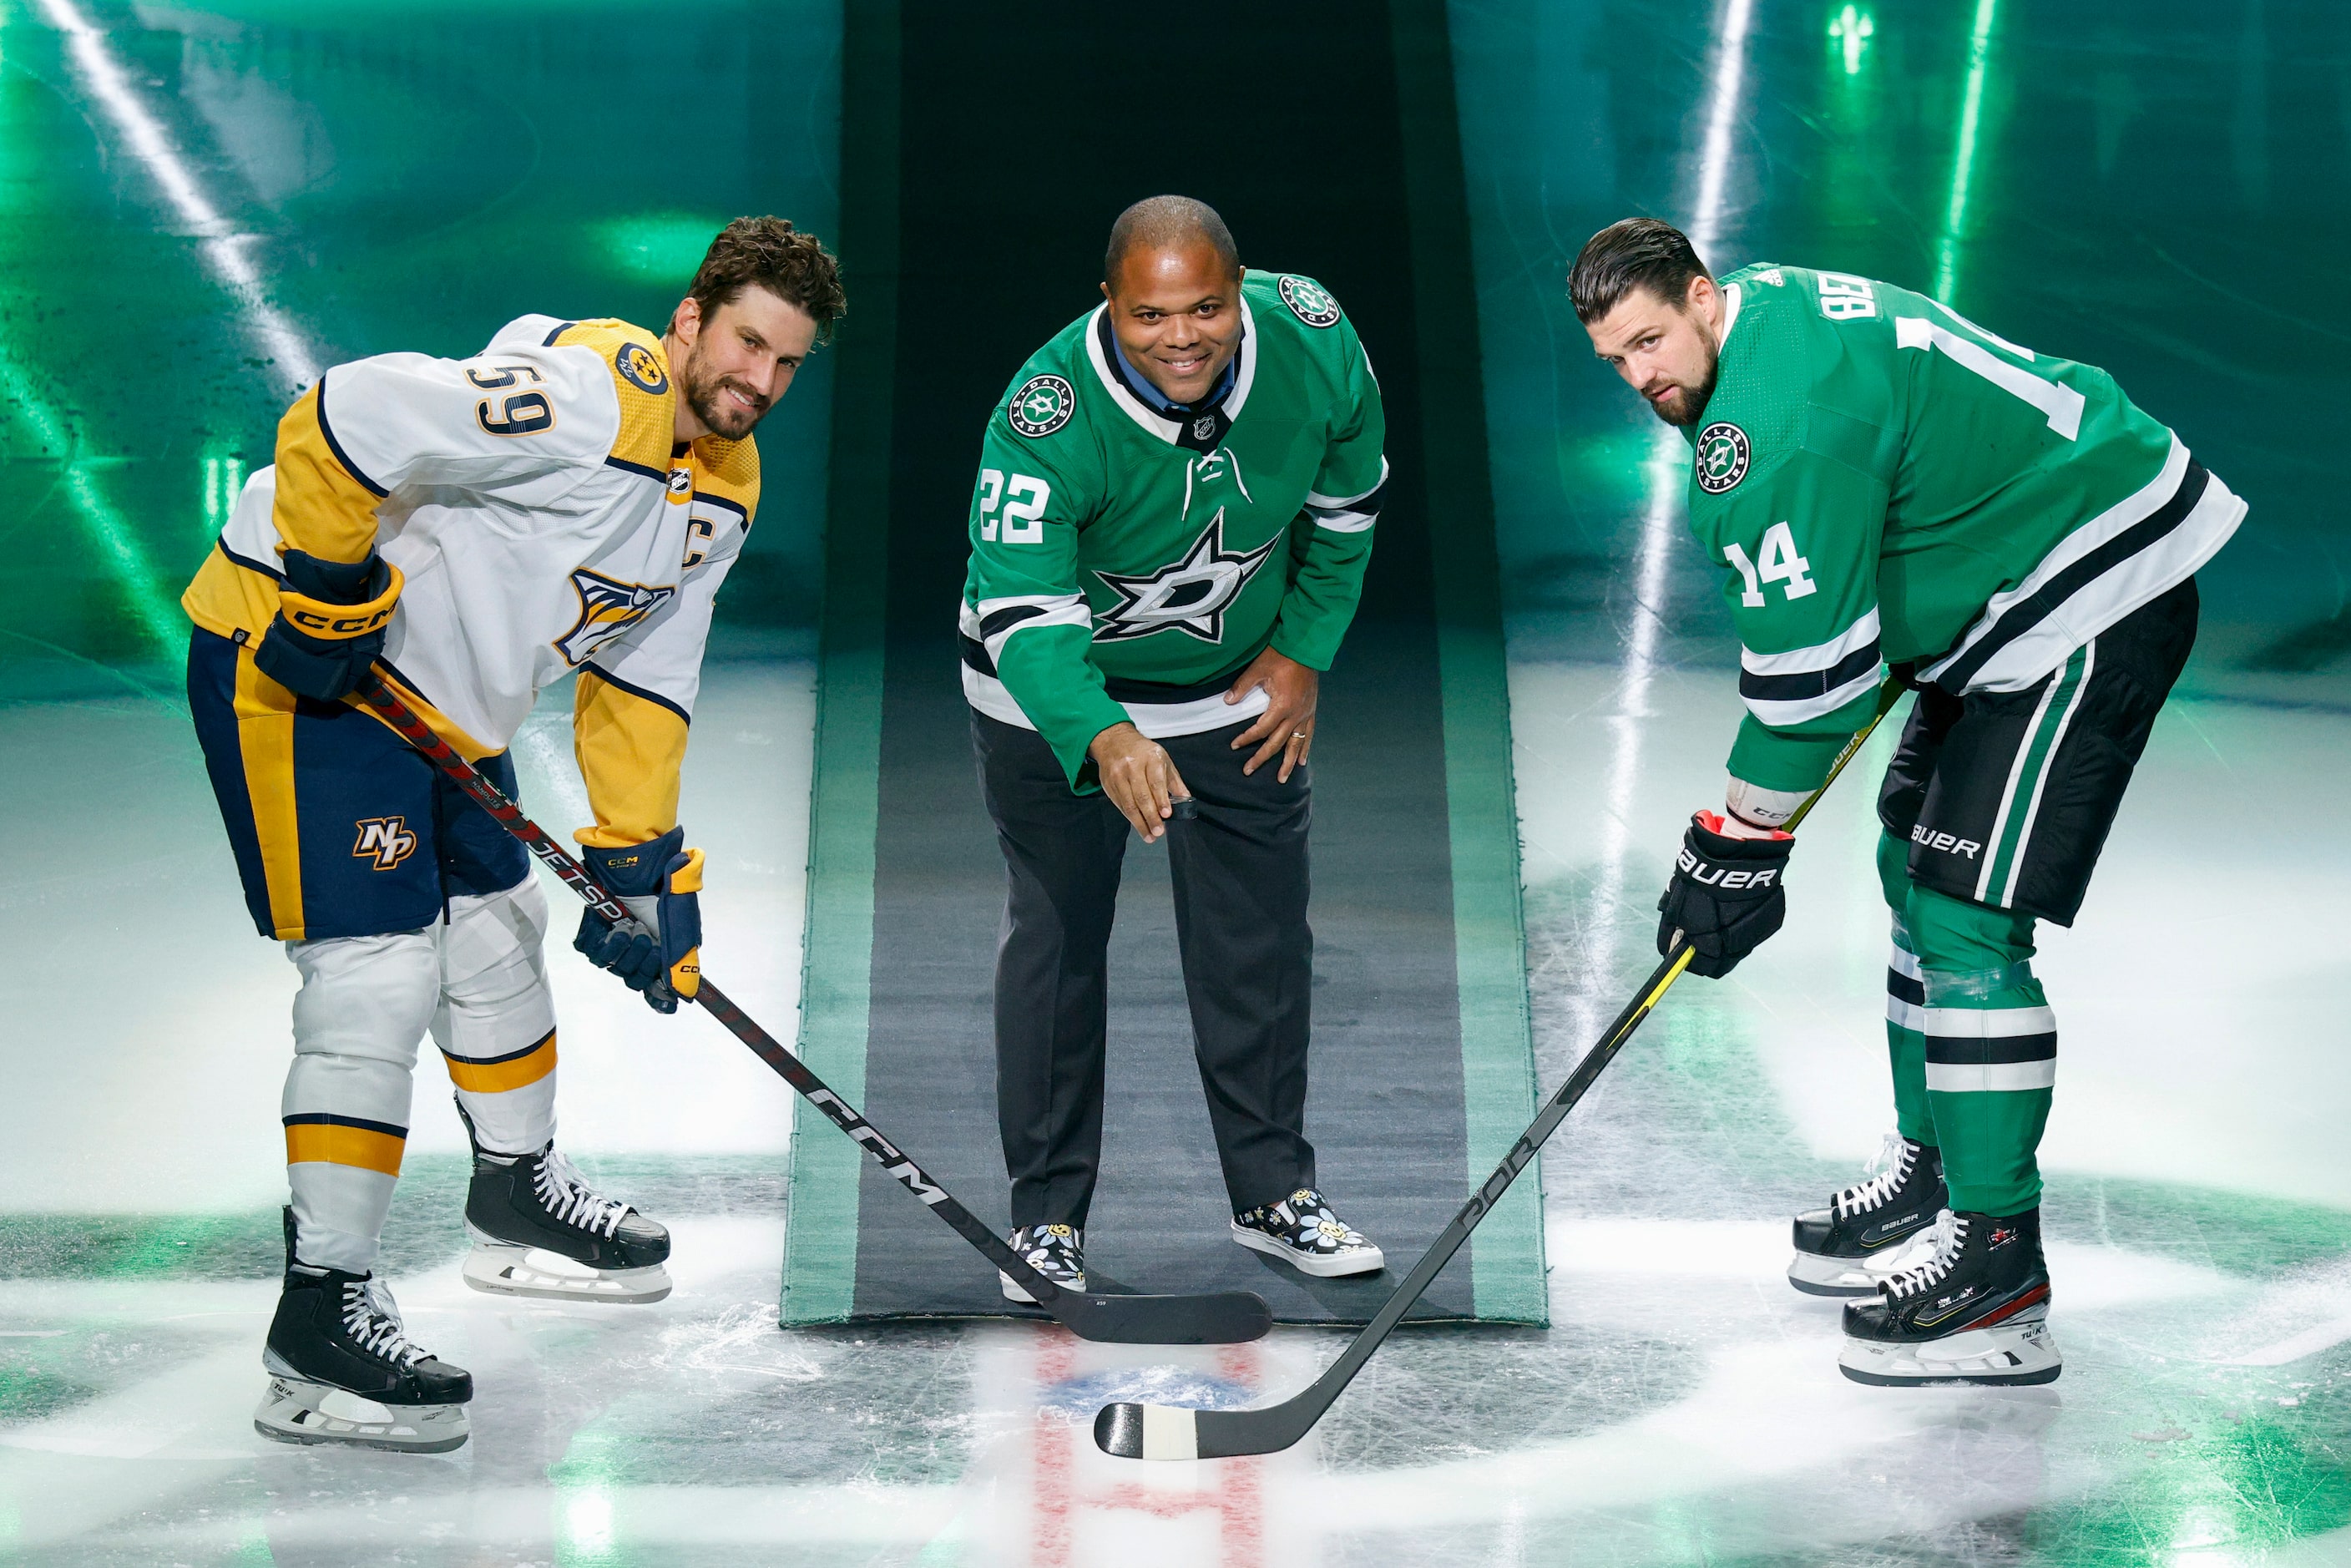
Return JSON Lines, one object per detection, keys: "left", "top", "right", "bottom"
{"left": 960, "top": 196, "right": 1389, "bottom": 1298}
{"left": 1570, "top": 218, "right": 2244, "bottom": 1386}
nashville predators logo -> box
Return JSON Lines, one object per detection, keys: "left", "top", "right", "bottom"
{"left": 352, "top": 817, "right": 418, "bottom": 872}
{"left": 554, "top": 567, "right": 677, "bottom": 665}
{"left": 615, "top": 341, "right": 669, "bottom": 397}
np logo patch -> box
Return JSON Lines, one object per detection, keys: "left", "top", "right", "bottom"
{"left": 1277, "top": 275, "right": 1341, "bottom": 328}
{"left": 1009, "top": 375, "right": 1074, "bottom": 438}
{"left": 352, "top": 817, "right": 418, "bottom": 871}
{"left": 1695, "top": 422, "right": 1751, "bottom": 493}
{"left": 554, "top": 567, "right": 677, "bottom": 665}
{"left": 616, "top": 341, "right": 669, "bottom": 396}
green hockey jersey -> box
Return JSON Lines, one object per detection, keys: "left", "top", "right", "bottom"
{"left": 1687, "top": 264, "right": 2245, "bottom": 791}
{"left": 960, "top": 270, "right": 1388, "bottom": 788}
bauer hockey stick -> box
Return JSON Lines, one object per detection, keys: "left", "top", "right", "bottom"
{"left": 1095, "top": 674, "right": 1909, "bottom": 1457}
{"left": 352, "top": 673, "right": 1273, "bottom": 1346}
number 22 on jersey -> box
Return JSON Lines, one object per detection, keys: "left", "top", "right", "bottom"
{"left": 977, "top": 468, "right": 1051, "bottom": 544}
{"left": 1724, "top": 522, "right": 1817, "bottom": 607}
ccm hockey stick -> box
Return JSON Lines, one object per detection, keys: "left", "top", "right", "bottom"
{"left": 1096, "top": 675, "right": 1909, "bottom": 1456}
{"left": 354, "top": 673, "right": 1273, "bottom": 1346}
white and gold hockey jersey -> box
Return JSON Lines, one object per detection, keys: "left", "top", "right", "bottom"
{"left": 182, "top": 314, "right": 759, "bottom": 847}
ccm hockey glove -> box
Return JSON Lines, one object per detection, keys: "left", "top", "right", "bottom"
{"left": 1656, "top": 811, "right": 1794, "bottom": 979}
{"left": 253, "top": 549, "right": 404, "bottom": 701}
{"left": 574, "top": 827, "right": 704, "bottom": 1014}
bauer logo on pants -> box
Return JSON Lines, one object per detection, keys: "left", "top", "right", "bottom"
{"left": 353, "top": 817, "right": 419, "bottom": 871}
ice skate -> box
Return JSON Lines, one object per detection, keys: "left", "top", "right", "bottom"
{"left": 999, "top": 1222, "right": 1084, "bottom": 1303}
{"left": 1839, "top": 1208, "right": 2061, "bottom": 1386}
{"left": 1789, "top": 1132, "right": 1949, "bottom": 1296}
{"left": 1231, "top": 1188, "right": 1384, "bottom": 1277}
{"left": 255, "top": 1211, "right": 473, "bottom": 1453}
{"left": 462, "top": 1118, "right": 672, "bottom": 1303}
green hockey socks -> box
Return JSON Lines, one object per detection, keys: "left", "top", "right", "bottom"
{"left": 1877, "top": 833, "right": 2052, "bottom": 1216}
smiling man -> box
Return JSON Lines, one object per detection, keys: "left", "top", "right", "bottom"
{"left": 959, "top": 195, "right": 1390, "bottom": 1299}
{"left": 181, "top": 217, "right": 842, "bottom": 1450}
{"left": 1570, "top": 216, "right": 2244, "bottom": 1387}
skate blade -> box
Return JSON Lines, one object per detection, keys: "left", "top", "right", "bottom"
{"left": 253, "top": 1378, "right": 469, "bottom": 1453}
{"left": 463, "top": 1243, "right": 672, "bottom": 1303}
{"left": 1229, "top": 1222, "right": 1386, "bottom": 1278}
{"left": 1787, "top": 1237, "right": 1937, "bottom": 1297}
{"left": 1838, "top": 1318, "right": 2062, "bottom": 1388}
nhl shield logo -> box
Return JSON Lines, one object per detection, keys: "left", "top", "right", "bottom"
{"left": 1277, "top": 275, "right": 1341, "bottom": 328}
{"left": 1694, "top": 422, "right": 1751, "bottom": 493}
{"left": 616, "top": 341, "right": 670, "bottom": 396}
{"left": 1192, "top": 414, "right": 1218, "bottom": 442}
{"left": 1009, "top": 375, "right": 1074, "bottom": 438}
{"left": 554, "top": 568, "right": 677, "bottom": 665}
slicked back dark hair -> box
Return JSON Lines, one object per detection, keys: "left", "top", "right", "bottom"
{"left": 1568, "top": 217, "right": 1711, "bottom": 323}
{"left": 686, "top": 216, "right": 847, "bottom": 342}
{"left": 1104, "top": 195, "right": 1240, "bottom": 289}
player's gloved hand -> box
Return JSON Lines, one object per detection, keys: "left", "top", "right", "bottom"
{"left": 253, "top": 549, "right": 404, "bottom": 701}
{"left": 1656, "top": 811, "right": 1794, "bottom": 978}
{"left": 574, "top": 827, "right": 704, "bottom": 1014}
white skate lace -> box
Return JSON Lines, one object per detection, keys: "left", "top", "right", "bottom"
{"left": 1882, "top": 1211, "right": 1964, "bottom": 1300}
{"left": 341, "top": 1279, "right": 426, "bottom": 1368}
{"left": 1833, "top": 1131, "right": 1915, "bottom": 1220}
{"left": 535, "top": 1150, "right": 630, "bottom": 1238}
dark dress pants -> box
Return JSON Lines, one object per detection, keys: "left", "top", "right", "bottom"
{"left": 973, "top": 709, "right": 1315, "bottom": 1229}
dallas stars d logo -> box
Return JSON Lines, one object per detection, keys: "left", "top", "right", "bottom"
{"left": 1694, "top": 422, "right": 1751, "bottom": 493}
{"left": 1093, "top": 510, "right": 1279, "bottom": 644}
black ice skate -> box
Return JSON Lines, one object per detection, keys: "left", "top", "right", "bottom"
{"left": 1839, "top": 1208, "right": 2061, "bottom": 1387}
{"left": 462, "top": 1112, "right": 672, "bottom": 1303}
{"left": 1231, "top": 1188, "right": 1384, "bottom": 1278}
{"left": 255, "top": 1209, "right": 473, "bottom": 1454}
{"left": 1788, "top": 1132, "right": 1949, "bottom": 1297}
{"left": 999, "top": 1222, "right": 1084, "bottom": 1303}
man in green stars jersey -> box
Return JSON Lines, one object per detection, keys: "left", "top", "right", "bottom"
{"left": 959, "top": 196, "right": 1390, "bottom": 1298}
{"left": 1571, "top": 218, "right": 2244, "bottom": 1387}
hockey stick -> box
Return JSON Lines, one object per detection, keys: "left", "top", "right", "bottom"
{"left": 1095, "top": 674, "right": 1909, "bottom": 1456}
{"left": 352, "top": 673, "right": 1273, "bottom": 1346}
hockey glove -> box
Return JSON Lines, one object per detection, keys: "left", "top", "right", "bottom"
{"left": 574, "top": 827, "right": 704, "bottom": 1014}
{"left": 253, "top": 549, "right": 404, "bottom": 702}
{"left": 1656, "top": 811, "right": 1793, "bottom": 979}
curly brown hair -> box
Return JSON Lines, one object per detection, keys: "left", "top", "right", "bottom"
{"left": 685, "top": 216, "right": 847, "bottom": 341}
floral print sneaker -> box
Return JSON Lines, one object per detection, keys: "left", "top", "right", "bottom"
{"left": 1231, "top": 1189, "right": 1385, "bottom": 1277}
{"left": 999, "top": 1222, "right": 1084, "bottom": 1303}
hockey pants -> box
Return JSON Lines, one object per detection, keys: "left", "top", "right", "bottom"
{"left": 284, "top": 877, "right": 560, "bottom": 1272}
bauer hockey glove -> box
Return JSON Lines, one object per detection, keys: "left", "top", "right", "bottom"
{"left": 1656, "top": 811, "right": 1793, "bottom": 979}
{"left": 574, "top": 827, "right": 704, "bottom": 1014}
{"left": 253, "top": 549, "right": 404, "bottom": 702}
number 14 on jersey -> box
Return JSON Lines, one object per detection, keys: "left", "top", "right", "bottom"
{"left": 1724, "top": 521, "right": 1817, "bottom": 607}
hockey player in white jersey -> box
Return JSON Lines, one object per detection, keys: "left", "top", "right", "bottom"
{"left": 181, "top": 217, "right": 845, "bottom": 1452}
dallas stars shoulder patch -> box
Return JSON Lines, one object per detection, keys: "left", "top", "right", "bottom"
{"left": 1694, "top": 422, "right": 1751, "bottom": 494}
{"left": 1009, "top": 374, "right": 1075, "bottom": 438}
{"left": 1277, "top": 276, "right": 1342, "bottom": 329}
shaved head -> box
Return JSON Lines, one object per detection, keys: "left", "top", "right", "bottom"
{"left": 1104, "top": 195, "right": 1239, "bottom": 291}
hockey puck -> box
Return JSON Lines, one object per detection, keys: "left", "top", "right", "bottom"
{"left": 1170, "top": 797, "right": 1198, "bottom": 822}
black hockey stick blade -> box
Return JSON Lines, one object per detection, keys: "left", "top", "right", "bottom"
{"left": 1054, "top": 1289, "right": 1272, "bottom": 1346}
